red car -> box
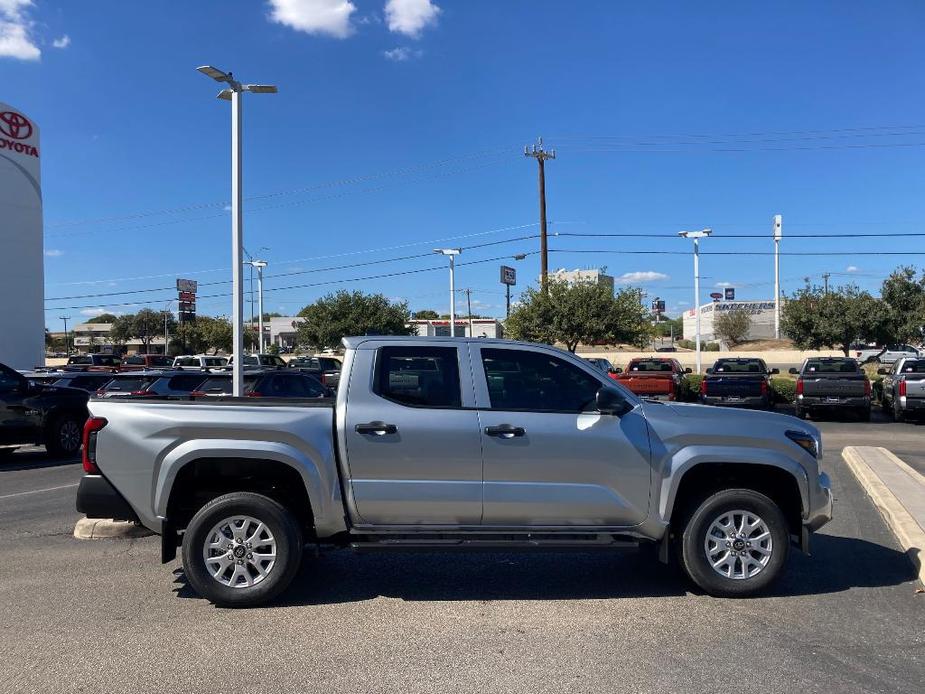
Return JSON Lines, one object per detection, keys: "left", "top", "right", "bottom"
{"left": 611, "top": 357, "right": 690, "bottom": 400}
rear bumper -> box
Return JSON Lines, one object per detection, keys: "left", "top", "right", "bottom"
{"left": 76, "top": 474, "right": 139, "bottom": 522}
{"left": 798, "top": 395, "right": 869, "bottom": 410}
{"left": 899, "top": 397, "right": 925, "bottom": 412}
{"left": 701, "top": 395, "right": 769, "bottom": 408}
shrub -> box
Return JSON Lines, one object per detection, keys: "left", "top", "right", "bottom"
{"left": 703, "top": 342, "right": 721, "bottom": 352}
{"left": 677, "top": 339, "right": 695, "bottom": 350}
{"left": 770, "top": 377, "right": 796, "bottom": 404}
{"left": 681, "top": 374, "right": 704, "bottom": 402}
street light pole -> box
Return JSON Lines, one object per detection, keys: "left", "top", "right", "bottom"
{"left": 197, "top": 65, "right": 277, "bottom": 396}
{"left": 773, "top": 214, "right": 782, "bottom": 339}
{"left": 678, "top": 228, "right": 713, "bottom": 374}
{"left": 250, "top": 260, "right": 268, "bottom": 353}
{"left": 434, "top": 249, "right": 461, "bottom": 337}
{"left": 59, "top": 315, "right": 70, "bottom": 355}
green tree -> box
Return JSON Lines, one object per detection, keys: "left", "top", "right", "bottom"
{"left": 505, "top": 279, "right": 653, "bottom": 352}
{"left": 296, "top": 290, "right": 413, "bottom": 350}
{"left": 174, "top": 316, "right": 234, "bottom": 354}
{"left": 412, "top": 309, "right": 440, "bottom": 320}
{"left": 653, "top": 315, "right": 683, "bottom": 338}
{"left": 714, "top": 308, "right": 751, "bottom": 346}
{"left": 782, "top": 283, "right": 887, "bottom": 356}
{"left": 880, "top": 266, "right": 925, "bottom": 343}
{"left": 85, "top": 313, "right": 119, "bottom": 324}
{"left": 110, "top": 310, "right": 177, "bottom": 353}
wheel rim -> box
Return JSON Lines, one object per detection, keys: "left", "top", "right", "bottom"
{"left": 703, "top": 509, "right": 773, "bottom": 580}
{"left": 59, "top": 419, "right": 81, "bottom": 452}
{"left": 202, "top": 515, "right": 277, "bottom": 588}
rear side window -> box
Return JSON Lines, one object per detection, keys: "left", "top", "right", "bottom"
{"left": 629, "top": 360, "right": 673, "bottom": 372}
{"left": 258, "top": 374, "right": 327, "bottom": 398}
{"left": 374, "top": 346, "right": 461, "bottom": 408}
{"left": 197, "top": 377, "right": 232, "bottom": 394}
{"left": 68, "top": 356, "right": 91, "bottom": 365}
{"left": 713, "top": 360, "right": 765, "bottom": 373}
{"left": 104, "top": 377, "right": 151, "bottom": 392}
{"left": 901, "top": 360, "right": 925, "bottom": 374}
{"left": 318, "top": 358, "right": 341, "bottom": 371}
{"left": 805, "top": 359, "right": 859, "bottom": 374}
{"left": 125, "top": 356, "right": 145, "bottom": 365}
{"left": 481, "top": 348, "right": 601, "bottom": 412}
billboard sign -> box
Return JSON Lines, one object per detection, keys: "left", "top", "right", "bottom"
{"left": 724, "top": 287, "right": 735, "bottom": 300}
{"left": 0, "top": 102, "right": 43, "bottom": 369}
{"left": 709, "top": 292, "right": 723, "bottom": 301}
{"left": 176, "top": 278, "right": 198, "bottom": 293}
{"left": 500, "top": 265, "right": 517, "bottom": 286}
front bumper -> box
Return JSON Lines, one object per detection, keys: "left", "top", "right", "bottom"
{"left": 76, "top": 474, "right": 138, "bottom": 521}
{"left": 805, "top": 471, "right": 834, "bottom": 532}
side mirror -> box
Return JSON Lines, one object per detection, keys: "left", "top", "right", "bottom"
{"left": 684, "top": 367, "right": 692, "bottom": 374}
{"left": 596, "top": 387, "right": 633, "bottom": 416}
{"left": 877, "top": 368, "right": 889, "bottom": 375}
{"left": 610, "top": 367, "right": 622, "bottom": 374}
{"left": 770, "top": 368, "right": 780, "bottom": 375}
{"left": 788, "top": 367, "right": 799, "bottom": 375}
{"left": 705, "top": 367, "right": 713, "bottom": 374}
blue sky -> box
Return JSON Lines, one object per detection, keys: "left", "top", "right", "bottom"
{"left": 3, "top": 0, "right": 925, "bottom": 331}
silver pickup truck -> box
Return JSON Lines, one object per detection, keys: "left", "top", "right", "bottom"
{"left": 76, "top": 337, "right": 833, "bottom": 607}
{"left": 880, "top": 357, "right": 925, "bottom": 421}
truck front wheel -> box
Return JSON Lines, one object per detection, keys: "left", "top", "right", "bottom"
{"left": 678, "top": 489, "right": 789, "bottom": 597}
{"left": 182, "top": 492, "right": 303, "bottom": 608}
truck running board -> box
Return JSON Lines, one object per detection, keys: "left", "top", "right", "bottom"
{"left": 348, "top": 533, "right": 639, "bottom": 552}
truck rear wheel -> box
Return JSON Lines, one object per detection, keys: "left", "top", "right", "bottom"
{"left": 678, "top": 489, "right": 789, "bottom": 597}
{"left": 181, "top": 492, "right": 303, "bottom": 608}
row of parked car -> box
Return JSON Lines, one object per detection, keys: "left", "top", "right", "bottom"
{"left": 583, "top": 354, "right": 925, "bottom": 422}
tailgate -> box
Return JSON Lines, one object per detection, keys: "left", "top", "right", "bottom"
{"left": 903, "top": 376, "right": 925, "bottom": 398}
{"left": 704, "top": 376, "right": 764, "bottom": 397}
{"left": 802, "top": 376, "right": 866, "bottom": 398}
{"left": 616, "top": 375, "right": 673, "bottom": 395}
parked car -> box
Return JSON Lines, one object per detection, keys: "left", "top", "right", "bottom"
{"left": 228, "top": 354, "right": 287, "bottom": 369}
{"left": 172, "top": 355, "right": 229, "bottom": 371}
{"left": 789, "top": 357, "right": 871, "bottom": 421}
{"left": 94, "top": 372, "right": 166, "bottom": 398}
{"left": 0, "top": 361, "right": 89, "bottom": 456}
{"left": 855, "top": 344, "right": 921, "bottom": 365}
{"left": 142, "top": 372, "right": 212, "bottom": 397}
{"left": 288, "top": 355, "right": 343, "bottom": 389}
{"left": 44, "top": 372, "right": 117, "bottom": 393}
{"left": 582, "top": 357, "right": 621, "bottom": 376}
{"left": 700, "top": 358, "right": 778, "bottom": 409}
{"left": 120, "top": 354, "right": 172, "bottom": 371}
{"left": 191, "top": 371, "right": 332, "bottom": 398}
{"left": 64, "top": 354, "right": 122, "bottom": 372}
{"left": 880, "top": 357, "right": 925, "bottom": 421}
{"left": 612, "top": 357, "right": 689, "bottom": 400}
{"left": 77, "top": 336, "right": 833, "bottom": 606}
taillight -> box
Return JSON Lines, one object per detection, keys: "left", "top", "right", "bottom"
{"left": 189, "top": 390, "right": 206, "bottom": 397}
{"left": 246, "top": 391, "right": 263, "bottom": 397}
{"left": 95, "top": 389, "right": 106, "bottom": 397}
{"left": 82, "top": 417, "right": 107, "bottom": 474}
{"left": 864, "top": 379, "right": 871, "bottom": 397}
{"left": 699, "top": 379, "right": 707, "bottom": 395}
{"left": 130, "top": 390, "right": 151, "bottom": 396}
{"left": 796, "top": 378, "right": 804, "bottom": 395}
{"left": 899, "top": 380, "right": 907, "bottom": 397}
{"left": 760, "top": 380, "right": 768, "bottom": 395}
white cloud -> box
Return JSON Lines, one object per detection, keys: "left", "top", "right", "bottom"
{"left": 615, "top": 271, "right": 669, "bottom": 284}
{"left": 0, "top": 0, "right": 40, "bottom": 60}
{"left": 384, "top": 0, "right": 440, "bottom": 38}
{"left": 677, "top": 300, "right": 689, "bottom": 306}
{"left": 44, "top": 248, "right": 63, "bottom": 257}
{"left": 846, "top": 265, "right": 859, "bottom": 273}
{"left": 267, "top": 0, "right": 356, "bottom": 39}
{"left": 51, "top": 34, "right": 69, "bottom": 49}
{"left": 80, "top": 307, "right": 107, "bottom": 317}
{"left": 714, "top": 281, "right": 734, "bottom": 287}
{"left": 383, "top": 46, "right": 422, "bottom": 61}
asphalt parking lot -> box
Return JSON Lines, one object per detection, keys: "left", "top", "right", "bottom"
{"left": 1, "top": 415, "right": 923, "bottom": 694}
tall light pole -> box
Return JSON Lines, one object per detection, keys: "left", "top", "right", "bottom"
{"left": 59, "top": 316, "right": 71, "bottom": 355}
{"left": 524, "top": 137, "right": 555, "bottom": 291}
{"left": 506, "top": 253, "right": 527, "bottom": 319}
{"left": 773, "top": 214, "right": 782, "bottom": 339}
{"left": 678, "top": 228, "right": 713, "bottom": 374}
{"left": 434, "top": 249, "right": 461, "bottom": 337}
{"left": 250, "top": 260, "right": 268, "bottom": 352}
{"left": 197, "top": 65, "right": 277, "bottom": 396}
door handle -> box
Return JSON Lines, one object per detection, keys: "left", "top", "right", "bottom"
{"left": 355, "top": 422, "right": 398, "bottom": 436}
{"left": 484, "top": 424, "right": 526, "bottom": 438}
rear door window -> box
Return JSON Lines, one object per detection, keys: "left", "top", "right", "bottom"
{"left": 374, "top": 346, "right": 461, "bottom": 408}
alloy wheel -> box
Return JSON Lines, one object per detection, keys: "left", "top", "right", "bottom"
{"left": 703, "top": 509, "right": 773, "bottom": 580}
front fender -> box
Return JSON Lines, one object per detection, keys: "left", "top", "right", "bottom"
{"left": 657, "top": 445, "right": 810, "bottom": 524}
{"left": 154, "top": 438, "right": 343, "bottom": 536}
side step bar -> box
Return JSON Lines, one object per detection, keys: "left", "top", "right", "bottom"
{"left": 349, "top": 533, "right": 639, "bottom": 553}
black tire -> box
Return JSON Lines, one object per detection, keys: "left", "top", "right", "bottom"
{"left": 181, "top": 492, "right": 303, "bottom": 608}
{"left": 45, "top": 412, "right": 84, "bottom": 456}
{"left": 795, "top": 405, "right": 808, "bottom": 420}
{"left": 894, "top": 399, "right": 906, "bottom": 423}
{"left": 677, "top": 488, "right": 790, "bottom": 598}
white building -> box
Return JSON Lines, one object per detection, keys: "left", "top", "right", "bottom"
{"left": 72, "top": 322, "right": 168, "bottom": 354}
{"left": 266, "top": 316, "right": 305, "bottom": 350}
{"left": 682, "top": 300, "right": 778, "bottom": 343}
{"left": 548, "top": 268, "right": 615, "bottom": 292}
{"left": 408, "top": 319, "right": 503, "bottom": 339}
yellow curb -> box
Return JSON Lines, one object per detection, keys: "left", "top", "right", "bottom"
{"left": 842, "top": 447, "right": 924, "bottom": 589}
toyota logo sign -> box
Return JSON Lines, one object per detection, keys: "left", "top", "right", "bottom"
{"left": 0, "top": 111, "right": 33, "bottom": 140}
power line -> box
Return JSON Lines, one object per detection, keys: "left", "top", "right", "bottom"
{"left": 556, "top": 231, "right": 925, "bottom": 239}
{"left": 549, "top": 248, "right": 925, "bottom": 256}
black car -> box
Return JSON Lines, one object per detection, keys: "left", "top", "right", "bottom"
{"left": 700, "top": 358, "right": 778, "bottom": 409}
{"left": 42, "top": 371, "right": 117, "bottom": 393}
{"left": 192, "top": 370, "right": 333, "bottom": 398}
{"left": 0, "top": 362, "right": 89, "bottom": 457}
{"left": 288, "top": 355, "right": 343, "bottom": 389}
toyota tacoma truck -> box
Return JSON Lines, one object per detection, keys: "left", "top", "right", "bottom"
{"left": 76, "top": 337, "right": 833, "bottom": 607}
{"left": 612, "top": 357, "right": 689, "bottom": 401}
{"left": 790, "top": 357, "right": 871, "bottom": 421}
{"left": 880, "top": 357, "right": 925, "bottom": 421}
{"left": 700, "top": 358, "right": 778, "bottom": 409}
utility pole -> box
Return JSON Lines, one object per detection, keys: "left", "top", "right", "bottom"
{"left": 823, "top": 272, "right": 831, "bottom": 294}
{"left": 773, "top": 214, "right": 782, "bottom": 339}
{"left": 524, "top": 137, "right": 555, "bottom": 290}
{"left": 59, "top": 316, "right": 71, "bottom": 355}
{"left": 465, "top": 288, "right": 474, "bottom": 337}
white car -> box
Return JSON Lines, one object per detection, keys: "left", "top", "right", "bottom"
{"left": 855, "top": 344, "right": 920, "bottom": 365}
{"left": 171, "top": 355, "right": 229, "bottom": 371}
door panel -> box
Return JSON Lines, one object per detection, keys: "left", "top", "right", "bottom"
{"left": 473, "top": 346, "right": 651, "bottom": 527}
{"left": 343, "top": 344, "right": 483, "bottom": 525}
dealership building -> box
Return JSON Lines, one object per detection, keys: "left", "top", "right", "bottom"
{"left": 682, "top": 300, "right": 778, "bottom": 343}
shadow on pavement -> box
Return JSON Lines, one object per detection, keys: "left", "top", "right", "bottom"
{"left": 172, "top": 532, "right": 915, "bottom": 606}
{"left": 0, "top": 448, "right": 80, "bottom": 472}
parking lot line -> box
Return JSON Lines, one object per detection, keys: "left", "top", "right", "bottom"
{"left": 0, "top": 482, "right": 79, "bottom": 500}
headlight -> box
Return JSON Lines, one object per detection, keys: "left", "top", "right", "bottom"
{"left": 786, "top": 430, "right": 818, "bottom": 458}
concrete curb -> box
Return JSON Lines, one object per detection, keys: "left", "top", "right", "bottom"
{"left": 842, "top": 446, "right": 925, "bottom": 589}
{"left": 73, "top": 516, "right": 154, "bottom": 540}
